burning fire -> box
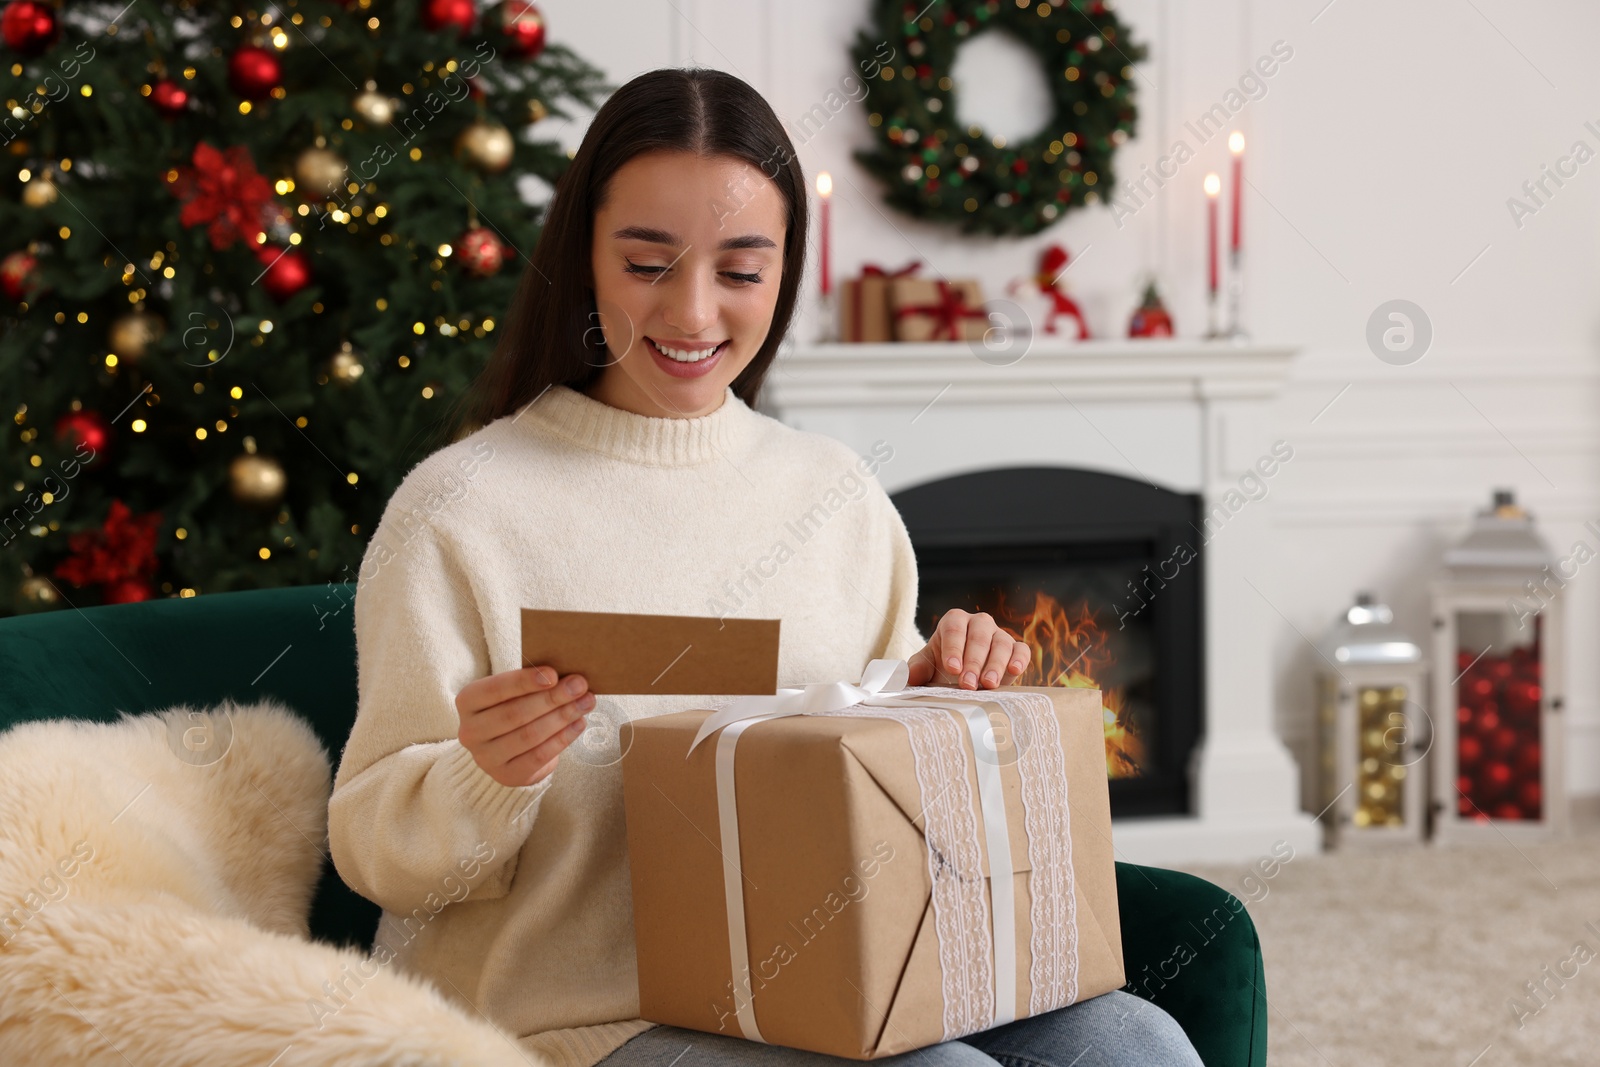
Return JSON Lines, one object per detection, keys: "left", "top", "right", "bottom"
{"left": 992, "top": 589, "right": 1143, "bottom": 778}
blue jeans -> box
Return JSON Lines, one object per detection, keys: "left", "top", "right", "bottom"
{"left": 597, "top": 991, "right": 1203, "bottom": 1066}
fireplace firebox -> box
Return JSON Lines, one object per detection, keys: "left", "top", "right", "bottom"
{"left": 891, "top": 467, "right": 1204, "bottom": 818}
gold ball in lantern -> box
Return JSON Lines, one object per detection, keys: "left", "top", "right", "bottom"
{"left": 229, "top": 453, "right": 287, "bottom": 508}
{"left": 456, "top": 120, "right": 514, "bottom": 173}
{"left": 327, "top": 341, "right": 365, "bottom": 386}
{"left": 21, "top": 173, "right": 57, "bottom": 208}
{"left": 353, "top": 84, "right": 398, "bottom": 126}
{"left": 108, "top": 308, "right": 166, "bottom": 364}
{"left": 525, "top": 98, "right": 548, "bottom": 124}
{"left": 16, "top": 574, "right": 59, "bottom": 611}
{"left": 295, "top": 146, "right": 348, "bottom": 197}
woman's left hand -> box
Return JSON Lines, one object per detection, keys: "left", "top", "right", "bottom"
{"left": 905, "top": 609, "right": 1031, "bottom": 690}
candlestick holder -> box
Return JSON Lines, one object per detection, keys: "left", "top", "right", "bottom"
{"left": 1222, "top": 248, "right": 1249, "bottom": 341}
{"left": 815, "top": 289, "right": 839, "bottom": 343}
{"left": 1204, "top": 287, "right": 1223, "bottom": 340}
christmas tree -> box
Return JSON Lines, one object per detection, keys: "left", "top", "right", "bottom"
{"left": 0, "top": 0, "right": 611, "bottom": 615}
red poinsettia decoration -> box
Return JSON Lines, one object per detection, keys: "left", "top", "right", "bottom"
{"left": 53, "top": 499, "right": 163, "bottom": 603}
{"left": 167, "top": 141, "right": 278, "bottom": 250}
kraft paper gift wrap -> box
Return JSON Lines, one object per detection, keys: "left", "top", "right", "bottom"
{"left": 618, "top": 661, "right": 1125, "bottom": 1059}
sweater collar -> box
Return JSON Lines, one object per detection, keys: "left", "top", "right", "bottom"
{"left": 514, "top": 383, "right": 757, "bottom": 466}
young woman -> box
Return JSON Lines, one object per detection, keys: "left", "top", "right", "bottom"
{"left": 328, "top": 68, "right": 1201, "bottom": 1067}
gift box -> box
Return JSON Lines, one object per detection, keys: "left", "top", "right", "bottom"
{"left": 839, "top": 261, "right": 922, "bottom": 343}
{"left": 889, "top": 277, "right": 991, "bottom": 342}
{"left": 618, "top": 662, "right": 1125, "bottom": 1059}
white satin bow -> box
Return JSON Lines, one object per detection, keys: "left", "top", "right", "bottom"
{"left": 686, "top": 657, "right": 913, "bottom": 757}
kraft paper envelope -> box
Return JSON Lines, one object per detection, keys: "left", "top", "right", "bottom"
{"left": 520, "top": 607, "right": 780, "bottom": 695}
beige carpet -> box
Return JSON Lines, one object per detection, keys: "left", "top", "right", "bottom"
{"left": 1176, "top": 824, "right": 1600, "bottom": 1066}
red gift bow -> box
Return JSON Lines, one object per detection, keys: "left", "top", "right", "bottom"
{"left": 892, "top": 279, "right": 989, "bottom": 341}
{"left": 846, "top": 260, "right": 923, "bottom": 341}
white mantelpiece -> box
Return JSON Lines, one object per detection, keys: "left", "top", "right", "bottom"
{"left": 761, "top": 338, "right": 1322, "bottom": 866}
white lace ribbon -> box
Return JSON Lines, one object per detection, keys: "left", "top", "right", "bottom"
{"left": 688, "top": 659, "right": 1019, "bottom": 1044}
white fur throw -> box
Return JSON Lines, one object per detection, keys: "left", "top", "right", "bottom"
{"left": 0, "top": 700, "right": 548, "bottom": 1066}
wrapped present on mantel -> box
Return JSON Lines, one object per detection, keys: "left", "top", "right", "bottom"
{"left": 619, "top": 659, "right": 1125, "bottom": 1060}
{"left": 889, "top": 276, "right": 991, "bottom": 342}
{"left": 839, "top": 260, "right": 923, "bottom": 342}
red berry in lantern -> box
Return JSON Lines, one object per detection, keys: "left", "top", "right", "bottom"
{"left": 228, "top": 44, "right": 281, "bottom": 100}
{"left": 423, "top": 0, "right": 477, "bottom": 34}
{"left": 1, "top": 249, "right": 41, "bottom": 302}
{"left": 1489, "top": 658, "right": 1512, "bottom": 681}
{"left": 1491, "top": 726, "right": 1518, "bottom": 756}
{"left": 102, "top": 577, "right": 153, "bottom": 604}
{"left": 1494, "top": 802, "right": 1525, "bottom": 821}
{"left": 1456, "top": 704, "right": 1472, "bottom": 725}
{"left": 1515, "top": 742, "right": 1542, "bottom": 775}
{"left": 1456, "top": 650, "right": 1475, "bottom": 671}
{"left": 53, "top": 410, "right": 111, "bottom": 463}
{"left": 1456, "top": 775, "right": 1473, "bottom": 796}
{"left": 1519, "top": 781, "right": 1542, "bottom": 812}
{"left": 1485, "top": 761, "right": 1512, "bottom": 789}
{"left": 1457, "top": 796, "right": 1474, "bottom": 816}
{"left": 498, "top": 1, "right": 546, "bottom": 59}
{"left": 1470, "top": 677, "right": 1494, "bottom": 698}
{"left": 1478, "top": 708, "right": 1500, "bottom": 733}
{"left": 148, "top": 79, "right": 190, "bottom": 116}
{"left": 2, "top": 0, "right": 58, "bottom": 57}
{"left": 457, "top": 226, "right": 507, "bottom": 277}
{"left": 1458, "top": 735, "right": 1483, "bottom": 766}
{"left": 256, "top": 245, "right": 312, "bottom": 302}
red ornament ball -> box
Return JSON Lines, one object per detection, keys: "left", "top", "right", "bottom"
{"left": 54, "top": 410, "right": 112, "bottom": 462}
{"left": 148, "top": 79, "right": 190, "bottom": 116}
{"left": 457, "top": 226, "right": 507, "bottom": 277}
{"left": 1, "top": 249, "right": 41, "bottom": 302}
{"left": 423, "top": 0, "right": 477, "bottom": 34}
{"left": 498, "top": 1, "right": 546, "bottom": 58}
{"left": 256, "top": 245, "right": 312, "bottom": 301}
{"left": 2, "top": 0, "right": 58, "bottom": 57}
{"left": 228, "top": 44, "right": 282, "bottom": 100}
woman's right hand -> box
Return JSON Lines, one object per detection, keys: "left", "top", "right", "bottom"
{"left": 455, "top": 666, "right": 596, "bottom": 787}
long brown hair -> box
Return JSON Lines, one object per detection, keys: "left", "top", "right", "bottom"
{"left": 446, "top": 67, "right": 809, "bottom": 441}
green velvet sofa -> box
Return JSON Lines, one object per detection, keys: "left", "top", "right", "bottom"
{"left": 0, "top": 583, "right": 1267, "bottom": 1065}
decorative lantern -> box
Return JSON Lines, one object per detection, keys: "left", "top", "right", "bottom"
{"left": 1430, "top": 489, "right": 1566, "bottom": 842}
{"left": 1316, "top": 593, "right": 1429, "bottom": 846}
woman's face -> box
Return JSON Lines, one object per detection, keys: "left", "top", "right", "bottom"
{"left": 585, "top": 150, "right": 788, "bottom": 419}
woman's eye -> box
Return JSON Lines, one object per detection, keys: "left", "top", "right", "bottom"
{"left": 622, "top": 260, "right": 762, "bottom": 285}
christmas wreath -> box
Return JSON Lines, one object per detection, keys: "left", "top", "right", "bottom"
{"left": 851, "top": 0, "right": 1146, "bottom": 237}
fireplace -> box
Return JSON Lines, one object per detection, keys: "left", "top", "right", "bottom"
{"left": 892, "top": 467, "right": 1203, "bottom": 818}
{"left": 764, "top": 338, "right": 1322, "bottom": 865}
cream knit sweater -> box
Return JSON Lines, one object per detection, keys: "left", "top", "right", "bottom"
{"left": 328, "top": 383, "right": 929, "bottom": 1067}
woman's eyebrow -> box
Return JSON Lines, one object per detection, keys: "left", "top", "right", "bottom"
{"left": 611, "top": 225, "right": 777, "bottom": 252}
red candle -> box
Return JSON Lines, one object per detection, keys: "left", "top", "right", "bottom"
{"left": 1204, "top": 171, "right": 1220, "bottom": 294}
{"left": 1228, "top": 131, "right": 1244, "bottom": 253}
{"left": 816, "top": 171, "right": 833, "bottom": 297}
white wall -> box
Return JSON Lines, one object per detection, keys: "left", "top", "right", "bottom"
{"left": 539, "top": 0, "right": 1600, "bottom": 801}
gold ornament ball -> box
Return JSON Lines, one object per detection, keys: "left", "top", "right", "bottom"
{"left": 22, "top": 175, "right": 57, "bottom": 208}
{"left": 295, "top": 147, "right": 348, "bottom": 197}
{"left": 109, "top": 308, "right": 166, "bottom": 364}
{"left": 456, "top": 121, "right": 514, "bottom": 173}
{"left": 353, "top": 87, "right": 398, "bottom": 126}
{"left": 16, "top": 575, "right": 59, "bottom": 610}
{"left": 229, "top": 453, "right": 287, "bottom": 507}
{"left": 525, "top": 98, "right": 548, "bottom": 124}
{"left": 328, "top": 342, "right": 365, "bottom": 386}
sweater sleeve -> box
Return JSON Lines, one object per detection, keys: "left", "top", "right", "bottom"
{"left": 328, "top": 513, "right": 552, "bottom": 915}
